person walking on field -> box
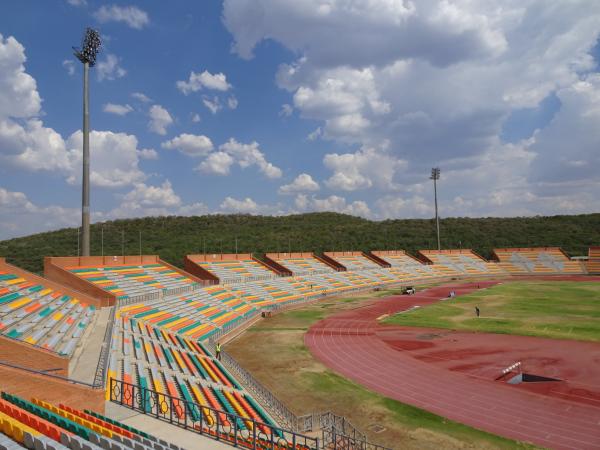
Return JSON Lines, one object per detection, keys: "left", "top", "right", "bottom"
{"left": 475, "top": 306, "right": 480, "bottom": 318}
{"left": 216, "top": 342, "right": 222, "bottom": 361}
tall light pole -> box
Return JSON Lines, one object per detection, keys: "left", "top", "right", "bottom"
{"left": 430, "top": 167, "right": 441, "bottom": 251}
{"left": 73, "top": 28, "right": 101, "bottom": 256}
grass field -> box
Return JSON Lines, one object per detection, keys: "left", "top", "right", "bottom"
{"left": 227, "top": 292, "right": 538, "bottom": 449}
{"left": 384, "top": 281, "right": 600, "bottom": 341}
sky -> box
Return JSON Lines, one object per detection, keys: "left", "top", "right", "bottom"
{"left": 0, "top": 0, "right": 599, "bottom": 240}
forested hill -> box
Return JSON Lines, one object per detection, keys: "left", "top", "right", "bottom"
{"left": 1, "top": 212, "right": 598, "bottom": 274}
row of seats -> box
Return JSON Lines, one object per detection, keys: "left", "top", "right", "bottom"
{"left": 0, "top": 272, "right": 95, "bottom": 356}
{"left": 270, "top": 256, "right": 336, "bottom": 276}
{"left": 190, "top": 259, "right": 277, "bottom": 285}
{"left": 588, "top": 247, "right": 600, "bottom": 273}
{"left": 67, "top": 265, "right": 198, "bottom": 301}
{"left": 494, "top": 248, "right": 583, "bottom": 274}
{"left": 327, "top": 254, "right": 381, "bottom": 271}
{"left": 0, "top": 391, "right": 186, "bottom": 450}
{"left": 420, "top": 251, "right": 507, "bottom": 276}
{"left": 106, "top": 316, "right": 276, "bottom": 430}
{"left": 117, "top": 288, "right": 257, "bottom": 341}
{"left": 114, "top": 318, "right": 240, "bottom": 390}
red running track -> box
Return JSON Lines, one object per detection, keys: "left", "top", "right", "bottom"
{"left": 305, "top": 279, "right": 600, "bottom": 449}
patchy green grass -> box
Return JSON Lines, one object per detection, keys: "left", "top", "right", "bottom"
{"left": 384, "top": 281, "right": 600, "bottom": 341}
{"left": 228, "top": 292, "right": 539, "bottom": 449}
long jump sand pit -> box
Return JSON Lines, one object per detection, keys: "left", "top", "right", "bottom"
{"left": 305, "top": 278, "right": 600, "bottom": 449}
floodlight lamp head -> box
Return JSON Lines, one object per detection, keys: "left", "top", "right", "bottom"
{"left": 73, "top": 27, "right": 101, "bottom": 66}
{"left": 430, "top": 167, "right": 440, "bottom": 180}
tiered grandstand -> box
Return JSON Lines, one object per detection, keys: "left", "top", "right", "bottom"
{"left": 106, "top": 316, "right": 275, "bottom": 428}
{"left": 0, "top": 391, "right": 187, "bottom": 450}
{"left": 419, "top": 249, "right": 506, "bottom": 277}
{"left": 116, "top": 286, "right": 256, "bottom": 341}
{"left": 45, "top": 256, "right": 203, "bottom": 306}
{"left": 588, "top": 247, "right": 600, "bottom": 274}
{"left": 371, "top": 250, "right": 439, "bottom": 282}
{"left": 492, "top": 247, "right": 585, "bottom": 274}
{"left": 0, "top": 246, "right": 594, "bottom": 450}
{"left": 323, "top": 252, "right": 382, "bottom": 271}
{"left": 185, "top": 254, "right": 278, "bottom": 285}
{"left": 0, "top": 258, "right": 96, "bottom": 357}
{"left": 265, "top": 252, "right": 338, "bottom": 276}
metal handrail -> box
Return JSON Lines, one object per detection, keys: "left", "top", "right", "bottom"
{"left": 322, "top": 428, "right": 392, "bottom": 450}
{"left": 0, "top": 360, "right": 97, "bottom": 388}
{"left": 109, "top": 378, "right": 318, "bottom": 450}
{"left": 92, "top": 305, "right": 115, "bottom": 388}
{"left": 205, "top": 343, "right": 298, "bottom": 430}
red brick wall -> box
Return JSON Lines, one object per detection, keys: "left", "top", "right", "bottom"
{"left": 0, "top": 364, "right": 104, "bottom": 413}
{"left": 44, "top": 257, "right": 114, "bottom": 307}
{"left": 0, "top": 336, "right": 69, "bottom": 376}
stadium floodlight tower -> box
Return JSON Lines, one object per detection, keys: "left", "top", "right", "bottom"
{"left": 430, "top": 167, "right": 441, "bottom": 251}
{"left": 73, "top": 28, "right": 101, "bottom": 257}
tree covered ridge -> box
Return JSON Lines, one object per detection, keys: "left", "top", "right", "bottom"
{"left": 1, "top": 212, "right": 598, "bottom": 274}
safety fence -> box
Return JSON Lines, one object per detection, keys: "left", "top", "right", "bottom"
{"left": 92, "top": 306, "right": 115, "bottom": 388}
{"left": 109, "top": 378, "right": 319, "bottom": 450}
{"left": 0, "top": 360, "right": 97, "bottom": 388}
{"left": 206, "top": 344, "right": 298, "bottom": 430}
{"left": 117, "top": 291, "right": 161, "bottom": 307}
{"left": 206, "top": 309, "right": 261, "bottom": 343}
{"left": 321, "top": 429, "right": 391, "bottom": 450}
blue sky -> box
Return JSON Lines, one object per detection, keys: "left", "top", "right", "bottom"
{"left": 0, "top": 1, "right": 599, "bottom": 239}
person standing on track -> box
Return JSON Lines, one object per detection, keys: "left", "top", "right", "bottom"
{"left": 475, "top": 306, "right": 480, "bottom": 317}
{"left": 216, "top": 342, "right": 222, "bottom": 360}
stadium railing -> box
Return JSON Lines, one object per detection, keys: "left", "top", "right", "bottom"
{"left": 93, "top": 305, "right": 115, "bottom": 388}
{"left": 321, "top": 428, "right": 391, "bottom": 450}
{"left": 205, "top": 344, "right": 298, "bottom": 430}
{"left": 109, "top": 377, "right": 319, "bottom": 450}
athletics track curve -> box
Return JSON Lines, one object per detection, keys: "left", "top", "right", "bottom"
{"left": 305, "top": 278, "right": 600, "bottom": 449}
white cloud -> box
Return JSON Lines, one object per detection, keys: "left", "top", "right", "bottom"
{"left": 307, "top": 127, "right": 322, "bottom": 141}
{"left": 138, "top": 148, "right": 158, "bottom": 160}
{"left": 279, "top": 103, "right": 293, "bottom": 117}
{"left": 0, "top": 187, "right": 79, "bottom": 239}
{"left": 202, "top": 96, "right": 222, "bottom": 114}
{"left": 219, "top": 196, "right": 260, "bottom": 214}
{"left": 65, "top": 130, "right": 147, "bottom": 188}
{"left": 0, "top": 118, "right": 70, "bottom": 172}
{"left": 176, "top": 70, "right": 232, "bottom": 94}
{"left": 195, "top": 139, "right": 281, "bottom": 179}
{"left": 191, "top": 113, "right": 201, "bottom": 123}
{"left": 218, "top": 138, "right": 282, "bottom": 179}
{"left": 324, "top": 147, "right": 404, "bottom": 191}
{"left": 294, "top": 194, "right": 371, "bottom": 218}
{"left": 96, "top": 54, "right": 126, "bottom": 81}
{"left": 103, "top": 103, "right": 133, "bottom": 116}
{"left": 279, "top": 173, "right": 319, "bottom": 195}
{"left": 148, "top": 104, "right": 173, "bottom": 135}
{"left": 227, "top": 96, "right": 238, "bottom": 109}
{"left": 94, "top": 5, "right": 149, "bottom": 30}
{"left": 223, "top": 0, "right": 506, "bottom": 65}
{"left": 161, "top": 133, "right": 214, "bottom": 157}
{"left": 109, "top": 181, "right": 209, "bottom": 219}
{"left": 223, "top": 0, "right": 600, "bottom": 217}
{"left": 62, "top": 60, "right": 75, "bottom": 76}
{"left": 197, "top": 151, "right": 234, "bottom": 175}
{"left": 131, "top": 92, "right": 151, "bottom": 103}
{"left": 528, "top": 74, "right": 600, "bottom": 187}
{"left": 0, "top": 34, "right": 41, "bottom": 119}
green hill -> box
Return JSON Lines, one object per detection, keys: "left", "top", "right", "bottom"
{"left": 1, "top": 212, "right": 598, "bottom": 274}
